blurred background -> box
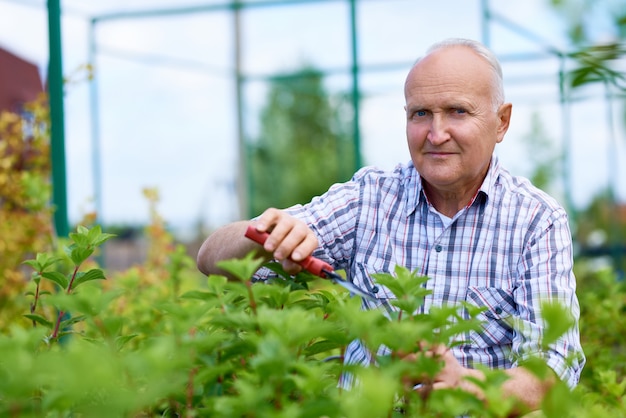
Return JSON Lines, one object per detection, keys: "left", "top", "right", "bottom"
{"left": 0, "top": 0, "right": 625, "bottom": 272}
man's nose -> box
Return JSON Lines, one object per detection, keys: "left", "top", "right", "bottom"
{"left": 427, "top": 114, "right": 450, "bottom": 145}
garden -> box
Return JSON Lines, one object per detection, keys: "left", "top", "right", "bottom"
{"left": 1, "top": 100, "right": 626, "bottom": 417}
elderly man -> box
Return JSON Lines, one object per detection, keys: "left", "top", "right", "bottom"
{"left": 197, "top": 38, "right": 585, "bottom": 411}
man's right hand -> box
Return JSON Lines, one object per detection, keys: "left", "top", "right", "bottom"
{"left": 196, "top": 208, "right": 318, "bottom": 277}
{"left": 252, "top": 208, "right": 319, "bottom": 275}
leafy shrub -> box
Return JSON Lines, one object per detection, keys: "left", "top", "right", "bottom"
{"left": 0, "top": 224, "right": 598, "bottom": 417}
{"left": 1, "top": 99, "right": 624, "bottom": 417}
{"left": 0, "top": 99, "right": 54, "bottom": 325}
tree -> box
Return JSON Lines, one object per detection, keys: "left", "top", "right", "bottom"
{"left": 547, "top": 0, "right": 626, "bottom": 272}
{"left": 520, "top": 112, "right": 563, "bottom": 196}
{"left": 247, "top": 66, "right": 357, "bottom": 217}
{"left": 549, "top": 0, "right": 626, "bottom": 90}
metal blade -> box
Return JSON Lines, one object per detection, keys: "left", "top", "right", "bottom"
{"left": 323, "top": 270, "right": 377, "bottom": 301}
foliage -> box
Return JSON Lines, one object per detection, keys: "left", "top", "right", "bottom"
{"left": 574, "top": 189, "right": 626, "bottom": 273}
{"left": 248, "top": 66, "right": 358, "bottom": 217}
{"left": 575, "top": 263, "right": 626, "bottom": 387}
{"left": 22, "top": 225, "right": 114, "bottom": 342}
{"left": 0, "top": 221, "right": 602, "bottom": 417}
{"left": 519, "top": 112, "right": 563, "bottom": 196}
{"left": 558, "top": 261, "right": 626, "bottom": 417}
{"left": 2, "top": 96, "right": 626, "bottom": 416}
{"left": 549, "top": 0, "right": 626, "bottom": 90}
{"left": 547, "top": 0, "right": 626, "bottom": 274}
{"left": 548, "top": 0, "right": 626, "bottom": 44}
{"left": 142, "top": 187, "right": 176, "bottom": 271}
{"left": 0, "top": 97, "right": 55, "bottom": 326}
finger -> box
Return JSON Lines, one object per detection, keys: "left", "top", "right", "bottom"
{"left": 432, "top": 381, "right": 450, "bottom": 391}
{"left": 399, "top": 352, "right": 417, "bottom": 362}
{"left": 291, "top": 232, "right": 318, "bottom": 262}
{"left": 430, "top": 344, "right": 450, "bottom": 357}
{"left": 254, "top": 208, "right": 282, "bottom": 234}
{"left": 272, "top": 221, "right": 312, "bottom": 260}
{"left": 254, "top": 209, "right": 294, "bottom": 255}
{"left": 282, "top": 259, "right": 303, "bottom": 275}
{"left": 417, "top": 342, "right": 449, "bottom": 357}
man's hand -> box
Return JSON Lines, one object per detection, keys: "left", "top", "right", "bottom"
{"left": 253, "top": 208, "right": 319, "bottom": 275}
{"left": 196, "top": 208, "right": 318, "bottom": 277}
{"left": 399, "top": 343, "right": 478, "bottom": 394}
{"left": 399, "top": 343, "right": 555, "bottom": 415}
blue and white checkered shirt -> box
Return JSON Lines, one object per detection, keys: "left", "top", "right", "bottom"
{"left": 255, "top": 155, "right": 585, "bottom": 389}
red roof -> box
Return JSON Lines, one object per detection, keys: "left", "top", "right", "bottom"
{"left": 0, "top": 47, "right": 44, "bottom": 113}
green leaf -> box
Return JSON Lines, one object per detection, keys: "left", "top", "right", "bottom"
{"left": 390, "top": 298, "right": 423, "bottom": 315}
{"left": 71, "top": 269, "right": 106, "bottom": 289}
{"left": 69, "top": 231, "right": 89, "bottom": 247}
{"left": 595, "top": 370, "right": 626, "bottom": 398}
{"left": 519, "top": 356, "right": 553, "bottom": 381}
{"left": 541, "top": 379, "right": 577, "bottom": 417}
{"left": 303, "top": 339, "right": 343, "bottom": 356}
{"left": 181, "top": 290, "right": 216, "bottom": 301}
{"left": 22, "top": 259, "right": 40, "bottom": 270}
{"left": 116, "top": 334, "right": 138, "bottom": 351}
{"left": 68, "top": 245, "right": 95, "bottom": 265}
{"left": 86, "top": 224, "right": 116, "bottom": 246}
{"left": 216, "top": 252, "right": 265, "bottom": 281}
{"left": 60, "top": 315, "right": 87, "bottom": 329}
{"left": 207, "top": 273, "right": 228, "bottom": 286}
{"left": 23, "top": 314, "right": 54, "bottom": 329}
{"left": 541, "top": 301, "right": 575, "bottom": 347}
{"left": 373, "top": 266, "right": 431, "bottom": 312}
{"left": 22, "top": 253, "right": 61, "bottom": 272}
{"left": 42, "top": 271, "right": 69, "bottom": 290}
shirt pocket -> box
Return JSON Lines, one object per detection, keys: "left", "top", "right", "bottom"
{"left": 465, "top": 286, "right": 517, "bottom": 348}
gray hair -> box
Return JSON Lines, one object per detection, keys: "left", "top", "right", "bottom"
{"left": 424, "top": 38, "right": 505, "bottom": 111}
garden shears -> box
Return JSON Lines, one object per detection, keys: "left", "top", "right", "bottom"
{"left": 244, "top": 225, "right": 377, "bottom": 301}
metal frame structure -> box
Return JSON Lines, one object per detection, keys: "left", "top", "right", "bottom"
{"left": 87, "top": 0, "right": 364, "bottom": 221}
{"left": 41, "top": 0, "right": 623, "bottom": 233}
{"left": 48, "top": 0, "right": 69, "bottom": 236}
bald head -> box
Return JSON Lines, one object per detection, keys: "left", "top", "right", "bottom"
{"left": 406, "top": 38, "right": 505, "bottom": 111}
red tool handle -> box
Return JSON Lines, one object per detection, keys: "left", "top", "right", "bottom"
{"left": 244, "top": 224, "right": 332, "bottom": 277}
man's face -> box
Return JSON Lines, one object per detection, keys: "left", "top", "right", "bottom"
{"left": 404, "top": 46, "right": 511, "bottom": 195}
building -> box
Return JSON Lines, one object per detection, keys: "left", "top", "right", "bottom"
{"left": 0, "top": 46, "right": 44, "bottom": 114}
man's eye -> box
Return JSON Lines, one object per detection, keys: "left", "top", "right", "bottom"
{"left": 454, "top": 108, "right": 467, "bottom": 114}
{"left": 416, "top": 110, "right": 427, "bottom": 117}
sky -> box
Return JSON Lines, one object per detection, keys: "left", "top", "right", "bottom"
{"left": 0, "top": 0, "right": 624, "bottom": 239}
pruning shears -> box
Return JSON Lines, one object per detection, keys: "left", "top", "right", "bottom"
{"left": 244, "top": 225, "right": 377, "bottom": 301}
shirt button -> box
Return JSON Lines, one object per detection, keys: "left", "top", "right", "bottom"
{"left": 372, "top": 286, "right": 379, "bottom": 294}
{"left": 435, "top": 245, "right": 443, "bottom": 252}
{"left": 495, "top": 306, "right": 503, "bottom": 315}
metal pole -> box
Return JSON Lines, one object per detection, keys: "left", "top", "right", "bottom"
{"left": 604, "top": 80, "right": 622, "bottom": 269}
{"left": 88, "top": 18, "right": 107, "bottom": 266}
{"left": 89, "top": 19, "right": 104, "bottom": 227}
{"left": 47, "top": 0, "right": 69, "bottom": 237}
{"left": 605, "top": 81, "right": 617, "bottom": 203}
{"left": 349, "top": 0, "right": 362, "bottom": 171}
{"left": 559, "top": 56, "right": 574, "bottom": 219}
{"left": 233, "top": 0, "right": 249, "bottom": 218}
{"left": 480, "top": 0, "right": 491, "bottom": 47}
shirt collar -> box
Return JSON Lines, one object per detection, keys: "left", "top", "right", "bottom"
{"left": 405, "top": 154, "right": 501, "bottom": 217}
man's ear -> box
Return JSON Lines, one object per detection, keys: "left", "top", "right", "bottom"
{"left": 496, "top": 103, "right": 512, "bottom": 143}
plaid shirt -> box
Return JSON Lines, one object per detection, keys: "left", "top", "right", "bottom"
{"left": 256, "top": 155, "right": 584, "bottom": 389}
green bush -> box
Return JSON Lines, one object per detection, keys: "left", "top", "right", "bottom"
{"left": 0, "top": 100, "right": 55, "bottom": 326}
{"left": 3, "top": 225, "right": 621, "bottom": 417}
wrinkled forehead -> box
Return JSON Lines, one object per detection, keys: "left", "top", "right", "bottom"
{"left": 404, "top": 47, "right": 494, "bottom": 96}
